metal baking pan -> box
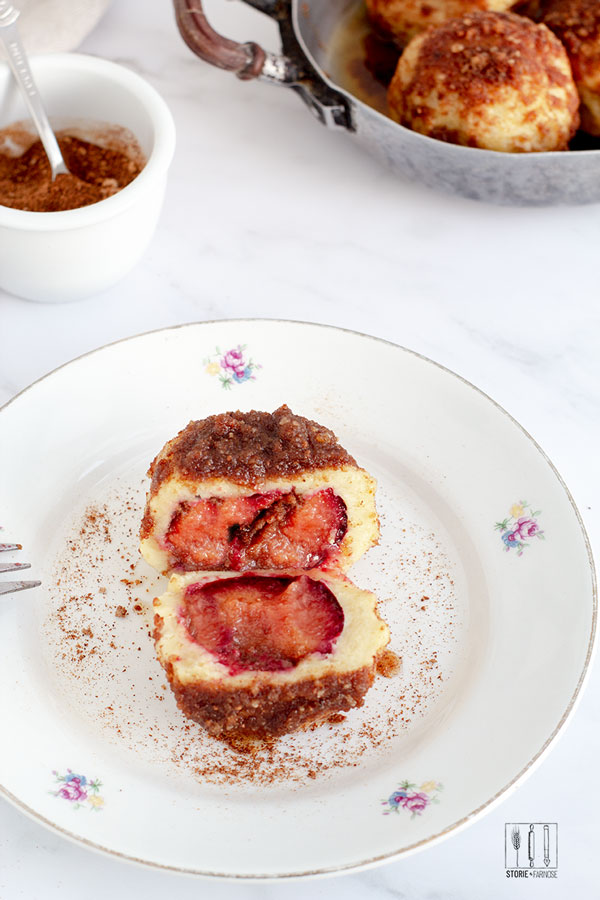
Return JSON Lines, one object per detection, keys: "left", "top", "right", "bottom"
{"left": 173, "top": 0, "right": 600, "bottom": 205}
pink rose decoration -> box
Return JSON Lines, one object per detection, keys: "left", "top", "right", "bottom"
{"left": 404, "top": 791, "right": 429, "bottom": 814}
{"left": 51, "top": 770, "right": 104, "bottom": 810}
{"left": 58, "top": 777, "right": 87, "bottom": 802}
{"left": 496, "top": 504, "right": 543, "bottom": 556}
{"left": 205, "top": 344, "right": 261, "bottom": 389}
{"left": 222, "top": 348, "right": 244, "bottom": 372}
{"left": 383, "top": 781, "right": 442, "bottom": 816}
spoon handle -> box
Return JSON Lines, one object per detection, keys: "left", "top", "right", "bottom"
{"left": 0, "top": 1, "right": 68, "bottom": 178}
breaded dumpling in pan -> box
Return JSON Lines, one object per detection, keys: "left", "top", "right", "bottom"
{"left": 387, "top": 11, "right": 580, "bottom": 152}
{"left": 542, "top": 0, "right": 600, "bottom": 136}
{"left": 366, "top": 0, "right": 515, "bottom": 47}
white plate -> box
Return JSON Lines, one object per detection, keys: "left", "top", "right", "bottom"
{"left": 0, "top": 320, "right": 595, "bottom": 878}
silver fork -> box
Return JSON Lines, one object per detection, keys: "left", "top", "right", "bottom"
{"left": 0, "top": 541, "right": 41, "bottom": 595}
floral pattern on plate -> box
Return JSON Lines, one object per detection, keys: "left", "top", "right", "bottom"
{"left": 495, "top": 502, "right": 544, "bottom": 556}
{"left": 51, "top": 769, "right": 104, "bottom": 811}
{"left": 204, "top": 345, "right": 261, "bottom": 389}
{"left": 382, "top": 780, "right": 443, "bottom": 817}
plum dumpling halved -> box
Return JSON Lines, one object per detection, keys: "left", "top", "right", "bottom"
{"left": 140, "top": 406, "right": 379, "bottom": 574}
{"left": 153, "top": 569, "right": 390, "bottom": 744}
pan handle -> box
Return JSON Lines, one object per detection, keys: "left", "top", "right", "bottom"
{"left": 173, "top": 0, "right": 352, "bottom": 129}
{"left": 173, "top": 0, "right": 269, "bottom": 80}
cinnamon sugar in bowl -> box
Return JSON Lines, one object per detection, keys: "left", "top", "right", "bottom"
{"left": 0, "top": 54, "right": 175, "bottom": 302}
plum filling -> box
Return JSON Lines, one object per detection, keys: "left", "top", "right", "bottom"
{"left": 182, "top": 574, "right": 345, "bottom": 674}
{"left": 164, "top": 488, "right": 348, "bottom": 571}
{"left": 165, "top": 492, "right": 278, "bottom": 570}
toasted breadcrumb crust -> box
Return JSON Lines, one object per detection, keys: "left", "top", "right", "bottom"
{"left": 146, "top": 405, "right": 355, "bottom": 495}
{"left": 161, "top": 653, "right": 375, "bottom": 745}
{"left": 388, "top": 10, "right": 580, "bottom": 151}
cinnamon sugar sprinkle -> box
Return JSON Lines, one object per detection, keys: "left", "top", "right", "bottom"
{"left": 43, "top": 479, "right": 462, "bottom": 788}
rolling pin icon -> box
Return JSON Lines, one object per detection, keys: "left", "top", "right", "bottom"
{"left": 544, "top": 825, "right": 550, "bottom": 867}
{"left": 528, "top": 825, "right": 535, "bottom": 867}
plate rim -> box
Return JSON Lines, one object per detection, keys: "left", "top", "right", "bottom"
{"left": 0, "top": 317, "right": 597, "bottom": 879}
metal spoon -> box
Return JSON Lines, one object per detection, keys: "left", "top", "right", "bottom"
{"left": 0, "top": 0, "right": 69, "bottom": 179}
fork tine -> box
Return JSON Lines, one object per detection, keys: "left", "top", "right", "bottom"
{"left": 0, "top": 562, "right": 31, "bottom": 573}
{"left": 0, "top": 533, "right": 38, "bottom": 592}
{"left": 0, "top": 579, "right": 41, "bottom": 595}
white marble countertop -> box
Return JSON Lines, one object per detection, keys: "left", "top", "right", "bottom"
{"left": 0, "top": 1, "right": 598, "bottom": 897}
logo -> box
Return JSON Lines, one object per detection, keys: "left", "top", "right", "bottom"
{"left": 505, "top": 823, "right": 558, "bottom": 878}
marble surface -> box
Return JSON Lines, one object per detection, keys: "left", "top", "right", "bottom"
{"left": 0, "top": 0, "right": 598, "bottom": 896}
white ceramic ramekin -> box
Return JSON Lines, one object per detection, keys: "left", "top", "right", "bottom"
{"left": 0, "top": 54, "right": 176, "bottom": 302}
